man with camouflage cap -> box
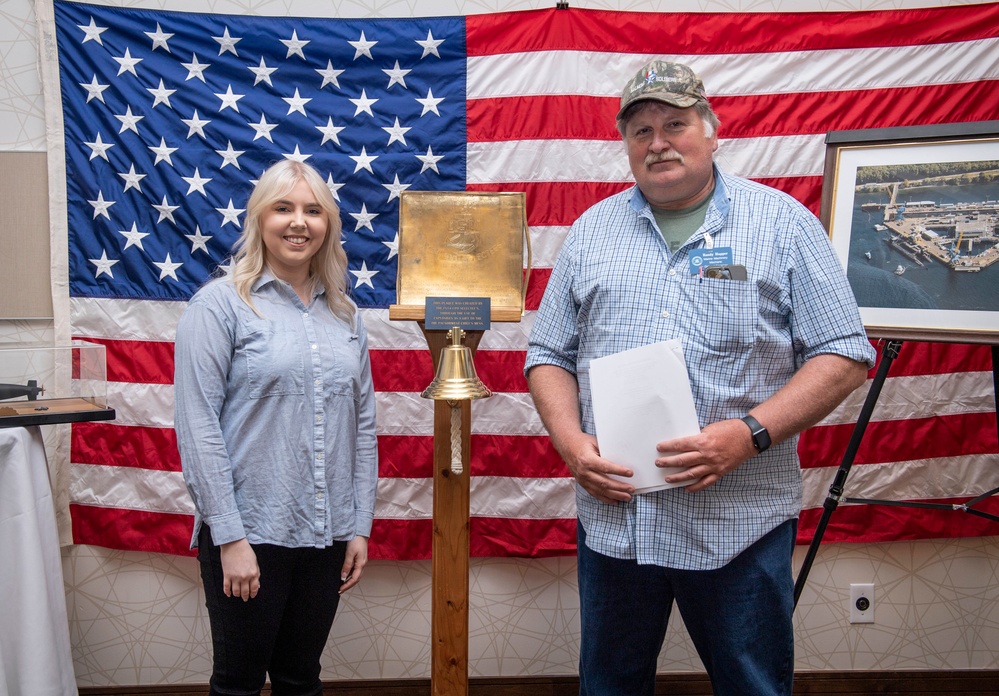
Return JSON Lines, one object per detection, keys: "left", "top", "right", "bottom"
{"left": 525, "top": 60, "right": 875, "bottom": 695}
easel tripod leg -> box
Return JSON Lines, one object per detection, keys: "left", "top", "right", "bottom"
{"left": 793, "top": 340, "right": 903, "bottom": 608}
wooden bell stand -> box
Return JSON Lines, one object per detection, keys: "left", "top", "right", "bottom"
{"left": 389, "top": 191, "right": 529, "bottom": 696}
{"left": 387, "top": 307, "right": 522, "bottom": 696}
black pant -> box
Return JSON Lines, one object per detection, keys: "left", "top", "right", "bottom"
{"left": 198, "top": 524, "right": 347, "bottom": 696}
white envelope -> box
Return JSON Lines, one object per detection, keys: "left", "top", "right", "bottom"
{"left": 589, "top": 339, "right": 701, "bottom": 493}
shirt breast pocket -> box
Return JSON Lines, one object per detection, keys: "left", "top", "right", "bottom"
{"left": 324, "top": 326, "right": 361, "bottom": 397}
{"left": 240, "top": 320, "right": 305, "bottom": 398}
{"left": 676, "top": 275, "right": 759, "bottom": 353}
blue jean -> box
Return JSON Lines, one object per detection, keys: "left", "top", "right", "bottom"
{"left": 576, "top": 520, "right": 796, "bottom": 696}
{"left": 198, "top": 524, "right": 347, "bottom": 696}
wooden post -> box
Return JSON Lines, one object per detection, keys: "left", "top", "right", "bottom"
{"left": 423, "top": 328, "right": 483, "bottom": 696}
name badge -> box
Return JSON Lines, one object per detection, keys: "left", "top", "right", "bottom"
{"left": 689, "top": 247, "right": 733, "bottom": 275}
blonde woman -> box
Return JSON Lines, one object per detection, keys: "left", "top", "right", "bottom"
{"left": 174, "top": 159, "right": 377, "bottom": 696}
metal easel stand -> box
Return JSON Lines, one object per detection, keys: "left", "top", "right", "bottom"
{"left": 793, "top": 342, "right": 999, "bottom": 608}
{"left": 792, "top": 339, "right": 901, "bottom": 608}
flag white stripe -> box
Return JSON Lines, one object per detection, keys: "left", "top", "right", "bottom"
{"left": 362, "top": 308, "right": 537, "bottom": 351}
{"left": 530, "top": 226, "right": 570, "bottom": 269}
{"left": 800, "top": 454, "right": 999, "bottom": 509}
{"left": 374, "top": 392, "right": 546, "bottom": 437}
{"left": 94, "top": 383, "right": 549, "bottom": 436}
{"left": 468, "top": 139, "right": 633, "bottom": 184}
{"left": 376, "top": 476, "right": 578, "bottom": 519}
{"left": 92, "top": 370, "right": 994, "bottom": 439}
{"left": 714, "top": 135, "right": 827, "bottom": 179}
{"left": 467, "top": 134, "right": 825, "bottom": 185}
{"left": 822, "top": 371, "right": 996, "bottom": 425}
{"left": 467, "top": 39, "right": 999, "bottom": 100}
{"left": 66, "top": 455, "right": 999, "bottom": 520}
{"left": 66, "top": 463, "right": 578, "bottom": 519}
{"left": 106, "top": 382, "right": 175, "bottom": 428}
{"left": 69, "top": 298, "right": 538, "bottom": 349}
{"left": 68, "top": 463, "right": 194, "bottom": 515}
{"left": 71, "top": 296, "right": 186, "bottom": 341}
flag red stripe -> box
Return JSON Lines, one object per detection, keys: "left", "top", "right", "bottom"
{"left": 368, "top": 518, "right": 432, "bottom": 560}
{"left": 467, "top": 181, "right": 632, "bottom": 227}
{"left": 377, "top": 435, "right": 435, "bottom": 478}
{"left": 465, "top": 5, "right": 999, "bottom": 56}
{"left": 73, "top": 423, "right": 568, "bottom": 479}
{"left": 470, "top": 516, "right": 577, "bottom": 558}
{"left": 74, "top": 335, "right": 174, "bottom": 385}
{"left": 69, "top": 494, "right": 999, "bottom": 562}
{"left": 798, "top": 412, "right": 999, "bottom": 469}
{"left": 368, "top": 517, "right": 580, "bottom": 560}
{"left": 370, "top": 350, "right": 435, "bottom": 393}
{"left": 73, "top": 414, "right": 996, "bottom": 479}
{"left": 472, "top": 435, "right": 566, "bottom": 477}
{"left": 754, "top": 177, "right": 823, "bottom": 217}
{"left": 525, "top": 269, "right": 550, "bottom": 311}
{"left": 70, "top": 504, "right": 196, "bottom": 556}
{"left": 798, "top": 496, "right": 999, "bottom": 545}
{"left": 464, "top": 350, "right": 531, "bottom": 392}
{"left": 78, "top": 334, "right": 994, "bottom": 390}
{"left": 62, "top": 340, "right": 532, "bottom": 393}
{"left": 371, "top": 338, "right": 992, "bottom": 393}
{"left": 468, "top": 83, "right": 999, "bottom": 144}
{"left": 73, "top": 421, "right": 180, "bottom": 472}
{"left": 371, "top": 349, "right": 529, "bottom": 393}
{"left": 869, "top": 341, "right": 995, "bottom": 378}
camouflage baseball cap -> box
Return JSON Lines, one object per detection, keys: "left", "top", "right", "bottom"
{"left": 617, "top": 60, "right": 708, "bottom": 121}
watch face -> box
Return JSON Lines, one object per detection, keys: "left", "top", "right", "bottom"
{"left": 755, "top": 429, "right": 771, "bottom": 452}
{"left": 742, "top": 415, "right": 770, "bottom": 452}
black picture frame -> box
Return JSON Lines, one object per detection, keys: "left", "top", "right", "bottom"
{"left": 821, "top": 121, "right": 999, "bottom": 344}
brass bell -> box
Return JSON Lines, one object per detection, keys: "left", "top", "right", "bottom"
{"left": 421, "top": 327, "right": 492, "bottom": 401}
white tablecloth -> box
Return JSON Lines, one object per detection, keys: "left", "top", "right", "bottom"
{"left": 0, "top": 426, "right": 77, "bottom": 696}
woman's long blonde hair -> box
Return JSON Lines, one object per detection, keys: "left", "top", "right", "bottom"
{"left": 229, "top": 160, "right": 355, "bottom": 322}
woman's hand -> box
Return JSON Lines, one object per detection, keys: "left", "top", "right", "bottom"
{"left": 339, "top": 536, "right": 369, "bottom": 594}
{"left": 219, "top": 538, "right": 260, "bottom": 601}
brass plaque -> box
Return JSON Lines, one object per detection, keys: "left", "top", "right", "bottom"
{"left": 392, "top": 191, "right": 528, "bottom": 321}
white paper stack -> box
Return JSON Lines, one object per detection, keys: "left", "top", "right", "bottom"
{"left": 589, "top": 339, "right": 702, "bottom": 493}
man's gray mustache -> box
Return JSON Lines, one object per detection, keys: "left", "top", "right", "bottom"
{"left": 645, "top": 152, "right": 684, "bottom": 166}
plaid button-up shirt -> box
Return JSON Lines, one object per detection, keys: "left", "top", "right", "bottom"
{"left": 526, "top": 168, "right": 875, "bottom": 570}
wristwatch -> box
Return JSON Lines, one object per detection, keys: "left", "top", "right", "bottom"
{"left": 740, "top": 415, "right": 771, "bottom": 453}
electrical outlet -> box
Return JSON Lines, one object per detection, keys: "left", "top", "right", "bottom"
{"left": 849, "top": 583, "right": 875, "bottom": 623}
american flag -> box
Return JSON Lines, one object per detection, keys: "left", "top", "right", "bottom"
{"left": 54, "top": 0, "right": 999, "bottom": 559}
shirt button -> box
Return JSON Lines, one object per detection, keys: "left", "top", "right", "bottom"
{"left": 311, "top": 344, "right": 318, "bottom": 350}
{"left": 661, "top": 311, "right": 671, "bottom": 318}
{"left": 314, "top": 378, "right": 321, "bottom": 386}
{"left": 668, "top": 269, "right": 677, "bottom": 277}
{"left": 303, "top": 312, "right": 309, "bottom": 317}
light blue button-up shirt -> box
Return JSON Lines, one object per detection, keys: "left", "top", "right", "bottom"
{"left": 525, "top": 167, "right": 876, "bottom": 570}
{"left": 174, "top": 272, "right": 378, "bottom": 550}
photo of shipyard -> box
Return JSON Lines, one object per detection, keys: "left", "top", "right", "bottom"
{"left": 846, "top": 159, "right": 999, "bottom": 312}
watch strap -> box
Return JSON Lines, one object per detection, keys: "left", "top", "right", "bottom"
{"left": 740, "top": 415, "right": 771, "bottom": 453}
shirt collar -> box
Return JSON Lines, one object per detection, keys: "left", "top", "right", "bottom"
{"left": 251, "top": 268, "right": 326, "bottom": 301}
{"left": 629, "top": 163, "right": 731, "bottom": 219}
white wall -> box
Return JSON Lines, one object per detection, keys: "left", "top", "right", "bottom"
{"left": 2, "top": 0, "right": 997, "bottom": 686}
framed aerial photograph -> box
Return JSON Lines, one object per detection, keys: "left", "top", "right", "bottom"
{"left": 821, "top": 121, "right": 999, "bottom": 343}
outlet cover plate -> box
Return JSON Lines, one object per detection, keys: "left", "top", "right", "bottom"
{"left": 850, "top": 583, "right": 874, "bottom": 623}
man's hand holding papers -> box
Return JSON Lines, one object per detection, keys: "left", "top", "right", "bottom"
{"left": 589, "top": 339, "right": 702, "bottom": 494}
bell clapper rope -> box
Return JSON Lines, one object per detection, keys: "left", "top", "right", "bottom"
{"left": 449, "top": 401, "right": 462, "bottom": 475}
